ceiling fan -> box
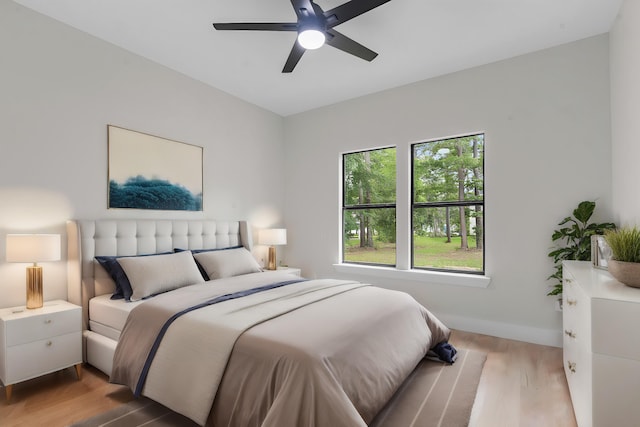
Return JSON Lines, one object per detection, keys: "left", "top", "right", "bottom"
{"left": 212, "top": 0, "right": 393, "bottom": 73}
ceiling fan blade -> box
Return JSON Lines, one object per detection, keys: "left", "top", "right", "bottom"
{"left": 213, "top": 0, "right": 389, "bottom": 72}
{"left": 282, "top": 41, "right": 306, "bottom": 73}
{"left": 323, "top": 0, "right": 393, "bottom": 27}
{"left": 325, "top": 29, "right": 377, "bottom": 62}
{"left": 290, "top": 0, "right": 318, "bottom": 20}
{"left": 213, "top": 22, "right": 298, "bottom": 31}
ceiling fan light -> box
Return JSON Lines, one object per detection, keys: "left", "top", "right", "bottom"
{"left": 298, "top": 29, "right": 325, "bottom": 50}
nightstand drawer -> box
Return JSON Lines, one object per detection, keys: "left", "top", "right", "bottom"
{"left": 4, "top": 307, "right": 80, "bottom": 346}
{"left": 4, "top": 331, "right": 82, "bottom": 384}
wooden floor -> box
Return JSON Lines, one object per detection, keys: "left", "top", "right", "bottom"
{"left": 451, "top": 330, "right": 577, "bottom": 427}
{"left": 0, "top": 330, "right": 577, "bottom": 427}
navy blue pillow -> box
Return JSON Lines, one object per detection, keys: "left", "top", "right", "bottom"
{"left": 96, "top": 252, "right": 173, "bottom": 300}
{"left": 174, "top": 246, "right": 243, "bottom": 281}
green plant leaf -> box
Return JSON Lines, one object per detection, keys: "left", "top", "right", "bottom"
{"left": 551, "top": 230, "right": 564, "bottom": 241}
{"left": 547, "top": 200, "right": 615, "bottom": 297}
{"left": 557, "top": 217, "right": 574, "bottom": 226}
{"left": 548, "top": 271, "right": 562, "bottom": 281}
{"left": 585, "top": 222, "right": 616, "bottom": 232}
{"left": 548, "top": 248, "right": 568, "bottom": 258}
{"left": 547, "top": 285, "right": 563, "bottom": 296}
{"left": 573, "top": 201, "right": 595, "bottom": 224}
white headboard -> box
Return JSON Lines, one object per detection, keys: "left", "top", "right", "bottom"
{"left": 67, "top": 219, "right": 253, "bottom": 330}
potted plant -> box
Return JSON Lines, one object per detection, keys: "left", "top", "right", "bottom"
{"left": 604, "top": 226, "right": 640, "bottom": 288}
{"left": 547, "top": 201, "right": 616, "bottom": 297}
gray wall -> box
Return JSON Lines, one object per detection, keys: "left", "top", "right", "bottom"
{"left": 283, "top": 35, "right": 613, "bottom": 346}
{"left": 610, "top": 0, "right": 640, "bottom": 225}
{"left": 0, "top": 2, "right": 286, "bottom": 307}
{"left": 0, "top": 1, "right": 624, "bottom": 347}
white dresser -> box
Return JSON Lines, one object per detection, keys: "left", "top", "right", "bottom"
{"left": 0, "top": 299, "right": 82, "bottom": 401}
{"left": 562, "top": 261, "right": 640, "bottom": 427}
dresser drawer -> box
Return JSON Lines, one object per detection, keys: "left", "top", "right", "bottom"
{"left": 563, "top": 272, "right": 581, "bottom": 320}
{"left": 563, "top": 300, "right": 592, "bottom": 427}
{"left": 592, "top": 298, "right": 640, "bottom": 360}
{"left": 3, "top": 331, "right": 82, "bottom": 384}
{"left": 592, "top": 353, "right": 640, "bottom": 426}
{"left": 563, "top": 274, "right": 590, "bottom": 350}
{"left": 564, "top": 347, "right": 592, "bottom": 427}
{"left": 4, "top": 307, "right": 80, "bottom": 346}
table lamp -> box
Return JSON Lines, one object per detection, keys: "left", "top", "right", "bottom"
{"left": 6, "top": 234, "right": 61, "bottom": 309}
{"left": 259, "top": 229, "right": 287, "bottom": 270}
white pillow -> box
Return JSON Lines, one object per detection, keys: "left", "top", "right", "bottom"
{"left": 117, "top": 250, "right": 204, "bottom": 301}
{"left": 193, "top": 247, "right": 262, "bottom": 280}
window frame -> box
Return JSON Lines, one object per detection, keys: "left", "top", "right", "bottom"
{"left": 410, "top": 134, "right": 485, "bottom": 275}
{"left": 341, "top": 146, "right": 397, "bottom": 267}
{"left": 337, "top": 133, "right": 489, "bottom": 287}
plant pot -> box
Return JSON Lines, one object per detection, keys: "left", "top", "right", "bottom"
{"left": 607, "top": 260, "right": 640, "bottom": 288}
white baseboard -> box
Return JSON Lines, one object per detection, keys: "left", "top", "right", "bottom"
{"left": 436, "top": 312, "right": 563, "bottom": 348}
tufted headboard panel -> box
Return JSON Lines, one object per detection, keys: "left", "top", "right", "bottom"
{"left": 67, "top": 219, "right": 252, "bottom": 330}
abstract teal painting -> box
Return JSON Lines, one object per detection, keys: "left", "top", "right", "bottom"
{"left": 108, "top": 125, "right": 203, "bottom": 211}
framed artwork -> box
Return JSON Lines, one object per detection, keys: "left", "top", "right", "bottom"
{"left": 591, "top": 235, "right": 612, "bottom": 270}
{"left": 108, "top": 125, "right": 203, "bottom": 211}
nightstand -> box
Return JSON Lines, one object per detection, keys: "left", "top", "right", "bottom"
{"left": 0, "top": 300, "right": 82, "bottom": 402}
{"left": 277, "top": 266, "right": 302, "bottom": 277}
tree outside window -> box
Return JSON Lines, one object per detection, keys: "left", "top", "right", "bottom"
{"left": 412, "top": 134, "right": 484, "bottom": 273}
{"left": 342, "top": 147, "right": 396, "bottom": 266}
{"left": 341, "top": 134, "right": 484, "bottom": 276}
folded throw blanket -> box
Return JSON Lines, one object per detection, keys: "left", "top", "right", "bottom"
{"left": 426, "top": 342, "right": 458, "bottom": 364}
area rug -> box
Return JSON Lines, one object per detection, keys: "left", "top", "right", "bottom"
{"left": 69, "top": 348, "right": 486, "bottom": 427}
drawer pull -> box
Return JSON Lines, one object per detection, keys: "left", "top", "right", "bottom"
{"left": 566, "top": 299, "right": 577, "bottom": 306}
{"left": 564, "top": 329, "right": 576, "bottom": 339}
{"left": 46, "top": 341, "right": 52, "bottom": 347}
{"left": 567, "top": 361, "right": 576, "bottom": 373}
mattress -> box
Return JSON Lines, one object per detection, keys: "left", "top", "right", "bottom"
{"left": 89, "top": 294, "right": 143, "bottom": 341}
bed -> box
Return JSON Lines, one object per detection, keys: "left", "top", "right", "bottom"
{"left": 67, "top": 219, "right": 452, "bottom": 427}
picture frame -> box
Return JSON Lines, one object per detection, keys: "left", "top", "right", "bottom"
{"left": 108, "top": 125, "right": 203, "bottom": 211}
{"left": 591, "top": 235, "right": 612, "bottom": 270}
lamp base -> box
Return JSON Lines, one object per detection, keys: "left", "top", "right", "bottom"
{"left": 267, "top": 246, "right": 277, "bottom": 270}
{"left": 26, "top": 265, "right": 43, "bottom": 309}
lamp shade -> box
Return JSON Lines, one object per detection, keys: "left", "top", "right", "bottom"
{"left": 6, "top": 234, "right": 61, "bottom": 263}
{"left": 259, "top": 229, "right": 287, "bottom": 246}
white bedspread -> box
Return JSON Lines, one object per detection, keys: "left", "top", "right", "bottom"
{"left": 112, "top": 274, "right": 365, "bottom": 425}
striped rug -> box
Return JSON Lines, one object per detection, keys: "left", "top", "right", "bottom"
{"left": 70, "top": 349, "right": 486, "bottom": 427}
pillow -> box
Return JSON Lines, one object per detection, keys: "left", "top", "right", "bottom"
{"left": 174, "top": 245, "right": 243, "bottom": 254}
{"left": 117, "top": 250, "right": 205, "bottom": 301}
{"left": 193, "top": 247, "right": 262, "bottom": 280}
{"left": 174, "top": 246, "right": 243, "bottom": 280}
{"left": 96, "top": 251, "right": 173, "bottom": 300}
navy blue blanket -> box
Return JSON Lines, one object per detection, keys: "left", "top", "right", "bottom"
{"left": 428, "top": 341, "right": 458, "bottom": 364}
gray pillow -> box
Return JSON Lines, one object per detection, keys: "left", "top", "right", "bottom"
{"left": 117, "top": 250, "right": 204, "bottom": 301}
{"left": 193, "top": 247, "right": 262, "bottom": 280}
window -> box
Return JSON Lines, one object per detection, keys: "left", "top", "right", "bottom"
{"left": 342, "top": 147, "right": 396, "bottom": 266}
{"left": 412, "top": 134, "right": 484, "bottom": 273}
{"left": 340, "top": 133, "right": 485, "bottom": 277}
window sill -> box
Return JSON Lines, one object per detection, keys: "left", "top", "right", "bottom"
{"left": 332, "top": 263, "right": 491, "bottom": 288}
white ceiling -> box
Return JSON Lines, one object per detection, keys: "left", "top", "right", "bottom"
{"left": 14, "top": 0, "right": 623, "bottom": 116}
